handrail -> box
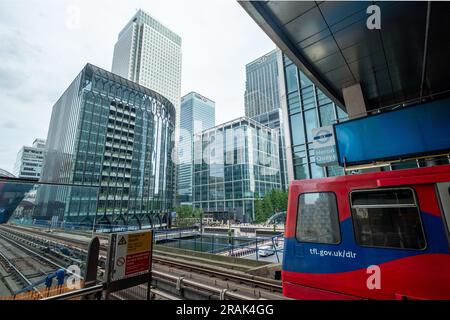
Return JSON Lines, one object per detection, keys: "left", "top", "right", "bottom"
{"left": 42, "top": 284, "right": 104, "bottom": 300}
{"left": 152, "top": 270, "right": 266, "bottom": 300}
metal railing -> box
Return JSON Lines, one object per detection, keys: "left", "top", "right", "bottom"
{"left": 42, "top": 284, "right": 104, "bottom": 300}
{"left": 155, "top": 231, "right": 284, "bottom": 263}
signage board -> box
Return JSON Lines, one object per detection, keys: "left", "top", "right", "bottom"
{"left": 334, "top": 97, "right": 450, "bottom": 166}
{"left": 312, "top": 126, "right": 339, "bottom": 166}
{"left": 111, "top": 230, "right": 152, "bottom": 281}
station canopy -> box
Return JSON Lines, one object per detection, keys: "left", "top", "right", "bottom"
{"left": 240, "top": 1, "right": 450, "bottom": 111}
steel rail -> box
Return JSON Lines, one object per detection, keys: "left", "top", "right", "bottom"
{"left": 0, "top": 246, "right": 43, "bottom": 297}
{"left": 0, "top": 231, "right": 82, "bottom": 280}
{"left": 1, "top": 225, "right": 283, "bottom": 298}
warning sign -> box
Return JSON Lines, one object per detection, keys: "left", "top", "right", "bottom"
{"left": 116, "top": 257, "right": 125, "bottom": 267}
{"left": 125, "top": 252, "right": 150, "bottom": 276}
{"left": 111, "top": 230, "right": 153, "bottom": 281}
{"left": 118, "top": 236, "right": 127, "bottom": 246}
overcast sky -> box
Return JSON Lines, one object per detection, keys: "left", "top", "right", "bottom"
{"left": 0, "top": 0, "right": 275, "bottom": 172}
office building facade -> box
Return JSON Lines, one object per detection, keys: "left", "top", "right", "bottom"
{"left": 192, "top": 117, "right": 281, "bottom": 223}
{"left": 245, "top": 49, "right": 280, "bottom": 118}
{"left": 37, "top": 64, "right": 175, "bottom": 226}
{"left": 112, "top": 9, "right": 182, "bottom": 155}
{"left": 245, "top": 49, "right": 289, "bottom": 190}
{"left": 13, "top": 138, "right": 46, "bottom": 180}
{"left": 251, "top": 109, "right": 288, "bottom": 190}
{"left": 278, "top": 53, "right": 348, "bottom": 181}
{"left": 177, "top": 92, "right": 215, "bottom": 204}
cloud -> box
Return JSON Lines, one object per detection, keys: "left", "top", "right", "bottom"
{"left": 0, "top": 0, "right": 275, "bottom": 171}
{"left": 2, "top": 120, "right": 17, "bottom": 129}
{"left": 0, "top": 64, "right": 25, "bottom": 90}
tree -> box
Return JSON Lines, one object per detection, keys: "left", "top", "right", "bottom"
{"left": 174, "top": 205, "right": 203, "bottom": 227}
{"left": 254, "top": 196, "right": 265, "bottom": 223}
{"left": 252, "top": 188, "right": 288, "bottom": 224}
{"left": 271, "top": 189, "right": 288, "bottom": 213}
{"left": 263, "top": 193, "right": 274, "bottom": 218}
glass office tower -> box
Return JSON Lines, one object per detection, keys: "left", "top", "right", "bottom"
{"left": 112, "top": 9, "right": 181, "bottom": 112}
{"left": 177, "top": 92, "right": 215, "bottom": 205}
{"left": 112, "top": 9, "right": 182, "bottom": 167}
{"left": 245, "top": 49, "right": 280, "bottom": 118}
{"left": 251, "top": 109, "right": 288, "bottom": 190}
{"left": 192, "top": 117, "right": 281, "bottom": 223}
{"left": 37, "top": 64, "right": 175, "bottom": 227}
{"left": 245, "top": 49, "right": 289, "bottom": 190}
{"left": 279, "top": 53, "right": 348, "bottom": 181}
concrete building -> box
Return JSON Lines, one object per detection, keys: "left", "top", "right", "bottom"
{"left": 13, "top": 138, "right": 46, "bottom": 180}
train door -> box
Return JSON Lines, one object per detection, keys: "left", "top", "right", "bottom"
{"left": 437, "top": 183, "right": 450, "bottom": 239}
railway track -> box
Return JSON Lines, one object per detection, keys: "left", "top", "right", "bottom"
{"left": 0, "top": 243, "right": 40, "bottom": 296}
{"left": 0, "top": 231, "right": 69, "bottom": 297}
{"left": 0, "top": 224, "right": 285, "bottom": 300}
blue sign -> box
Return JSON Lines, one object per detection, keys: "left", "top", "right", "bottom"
{"left": 334, "top": 97, "right": 450, "bottom": 166}
{"left": 312, "top": 126, "right": 339, "bottom": 166}
{"left": 313, "top": 130, "right": 333, "bottom": 145}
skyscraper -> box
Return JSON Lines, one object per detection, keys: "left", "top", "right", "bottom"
{"left": 177, "top": 92, "right": 215, "bottom": 204}
{"left": 245, "top": 49, "right": 288, "bottom": 189}
{"left": 244, "top": 49, "right": 280, "bottom": 118}
{"left": 37, "top": 64, "right": 175, "bottom": 226}
{"left": 112, "top": 9, "right": 182, "bottom": 142}
{"left": 13, "top": 138, "right": 46, "bottom": 180}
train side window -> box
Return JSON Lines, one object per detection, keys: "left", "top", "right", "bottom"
{"left": 351, "top": 189, "right": 426, "bottom": 250}
{"left": 296, "top": 192, "right": 340, "bottom": 244}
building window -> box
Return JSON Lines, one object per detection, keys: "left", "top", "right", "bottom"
{"left": 350, "top": 188, "right": 426, "bottom": 250}
{"left": 336, "top": 106, "right": 348, "bottom": 122}
{"left": 304, "top": 109, "right": 318, "bottom": 142}
{"left": 294, "top": 164, "right": 309, "bottom": 180}
{"left": 319, "top": 103, "right": 335, "bottom": 126}
{"left": 290, "top": 113, "right": 305, "bottom": 146}
{"left": 285, "top": 64, "right": 298, "bottom": 94}
{"left": 299, "top": 71, "right": 313, "bottom": 87}
{"left": 287, "top": 92, "right": 301, "bottom": 115}
{"left": 310, "top": 163, "right": 324, "bottom": 179}
{"left": 296, "top": 192, "right": 340, "bottom": 244}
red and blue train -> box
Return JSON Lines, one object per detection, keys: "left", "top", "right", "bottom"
{"left": 283, "top": 164, "right": 450, "bottom": 300}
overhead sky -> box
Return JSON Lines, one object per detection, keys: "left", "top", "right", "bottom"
{"left": 0, "top": 0, "right": 275, "bottom": 172}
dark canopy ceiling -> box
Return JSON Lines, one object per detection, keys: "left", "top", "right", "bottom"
{"left": 240, "top": 1, "right": 450, "bottom": 111}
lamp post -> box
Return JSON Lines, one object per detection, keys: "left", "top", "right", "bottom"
{"left": 91, "top": 216, "right": 96, "bottom": 238}
{"left": 200, "top": 208, "right": 203, "bottom": 235}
